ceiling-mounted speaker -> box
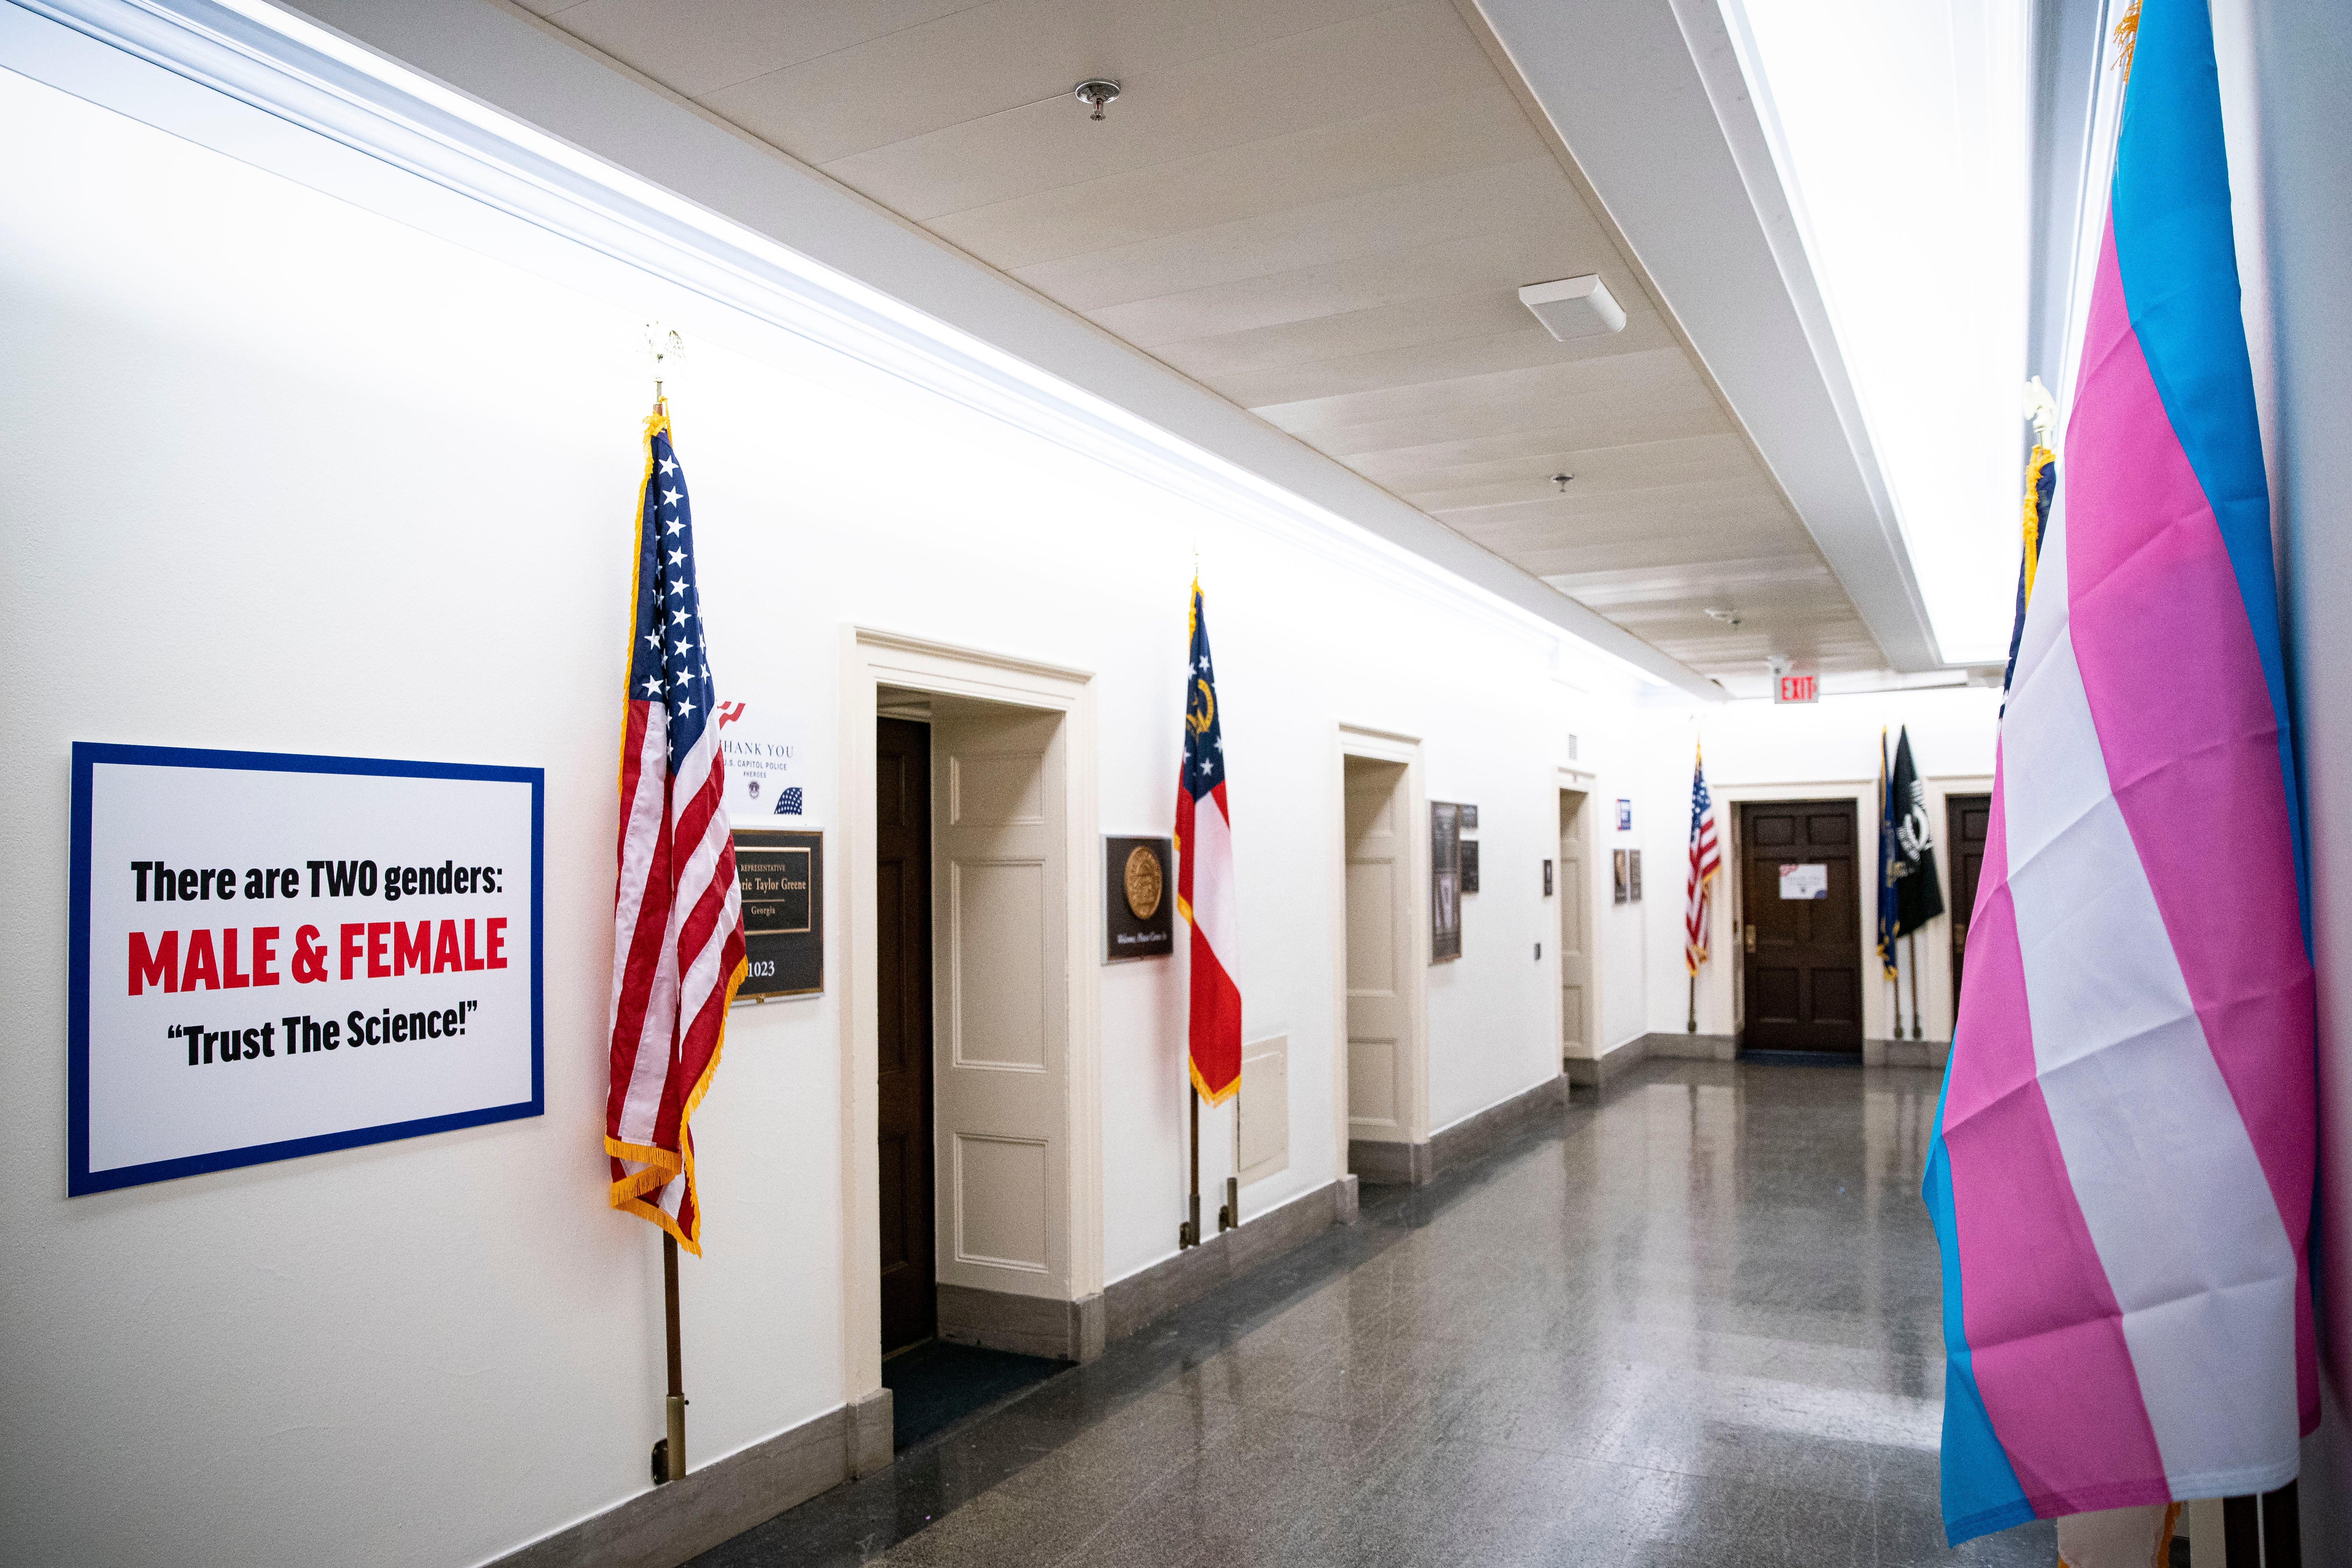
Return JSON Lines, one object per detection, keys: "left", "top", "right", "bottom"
{"left": 1518, "top": 274, "right": 1627, "bottom": 340}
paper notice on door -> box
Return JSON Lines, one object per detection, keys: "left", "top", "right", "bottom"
{"left": 1779, "top": 863, "right": 1828, "bottom": 900}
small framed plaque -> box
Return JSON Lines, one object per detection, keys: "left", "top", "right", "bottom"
{"left": 1105, "top": 836, "right": 1174, "bottom": 961}
{"left": 1543, "top": 859, "right": 1554, "bottom": 896}
{"left": 1459, "top": 804, "right": 1479, "bottom": 830}
{"left": 1628, "top": 848, "right": 1644, "bottom": 903}
{"left": 1431, "top": 802, "right": 1463, "bottom": 961}
{"left": 734, "top": 828, "right": 823, "bottom": 999}
{"left": 1460, "top": 839, "right": 1481, "bottom": 895}
{"left": 1612, "top": 849, "right": 1629, "bottom": 905}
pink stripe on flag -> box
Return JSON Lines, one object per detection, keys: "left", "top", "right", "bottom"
{"left": 2064, "top": 233, "right": 2319, "bottom": 1426}
{"left": 1944, "top": 765, "right": 2168, "bottom": 1515}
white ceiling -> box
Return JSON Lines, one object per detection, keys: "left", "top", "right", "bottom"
{"left": 510, "top": 0, "right": 1896, "bottom": 678}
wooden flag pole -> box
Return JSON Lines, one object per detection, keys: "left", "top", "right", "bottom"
{"left": 2224, "top": 1494, "right": 2261, "bottom": 1565}
{"left": 662, "top": 1234, "right": 686, "bottom": 1482}
{"left": 1908, "top": 932, "right": 1923, "bottom": 1040}
{"left": 2262, "top": 1480, "right": 2303, "bottom": 1565}
{"left": 1890, "top": 947, "right": 1906, "bottom": 1039}
{"left": 1180, "top": 1087, "right": 1201, "bottom": 1248}
{"left": 1686, "top": 973, "right": 1697, "bottom": 1034}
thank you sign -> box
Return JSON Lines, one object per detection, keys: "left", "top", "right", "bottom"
{"left": 69, "top": 744, "right": 543, "bottom": 1195}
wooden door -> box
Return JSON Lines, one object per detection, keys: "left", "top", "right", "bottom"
{"left": 1737, "top": 800, "right": 1863, "bottom": 1052}
{"left": 931, "top": 701, "right": 1068, "bottom": 1301}
{"left": 1558, "top": 791, "right": 1590, "bottom": 1059}
{"left": 1947, "top": 793, "right": 1993, "bottom": 1008}
{"left": 875, "top": 717, "right": 935, "bottom": 1353}
{"left": 1344, "top": 757, "right": 1412, "bottom": 1147}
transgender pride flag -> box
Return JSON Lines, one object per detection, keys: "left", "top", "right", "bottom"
{"left": 1926, "top": 0, "right": 2315, "bottom": 1543}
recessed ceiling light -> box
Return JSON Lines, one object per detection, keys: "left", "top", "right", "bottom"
{"left": 1518, "top": 275, "right": 1627, "bottom": 341}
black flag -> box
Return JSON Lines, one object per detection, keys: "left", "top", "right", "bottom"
{"left": 1889, "top": 726, "right": 1945, "bottom": 937}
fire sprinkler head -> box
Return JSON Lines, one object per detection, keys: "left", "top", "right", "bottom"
{"left": 1074, "top": 79, "right": 1121, "bottom": 120}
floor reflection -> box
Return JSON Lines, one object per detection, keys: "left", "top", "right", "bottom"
{"left": 694, "top": 1059, "right": 2053, "bottom": 1567}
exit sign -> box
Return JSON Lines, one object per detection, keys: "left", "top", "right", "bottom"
{"left": 1775, "top": 672, "right": 1819, "bottom": 704}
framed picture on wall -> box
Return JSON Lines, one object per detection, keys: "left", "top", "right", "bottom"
{"left": 1612, "top": 848, "right": 1629, "bottom": 904}
{"left": 1431, "top": 802, "right": 1462, "bottom": 961}
{"left": 1628, "top": 848, "right": 1643, "bottom": 903}
{"left": 1460, "top": 839, "right": 1481, "bottom": 895}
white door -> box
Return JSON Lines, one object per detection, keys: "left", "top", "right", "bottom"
{"left": 1345, "top": 757, "right": 1411, "bottom": 1145}
{"left": 930, "top": 699, "right": 1067, "bottom": 1299}
{"left": 1561, "top": 791, "right": 1591, "bottom": 1060}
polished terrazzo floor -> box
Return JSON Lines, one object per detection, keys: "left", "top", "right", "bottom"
{"left": 693, "top": 1059, "right": 2056, "bottom": 1567}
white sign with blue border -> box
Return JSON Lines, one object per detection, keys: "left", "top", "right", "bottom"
{"left": 69, "top": 743, "right": 544, "bottom": 1195}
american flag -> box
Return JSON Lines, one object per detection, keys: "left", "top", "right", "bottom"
{"left": 1176, "top": 580, "right": 1240, "bottom": 1103}
{"left": 1684, "top": 744, "right": 1720, "bottom": 976}
{"left": 605, "top": 408, "right": 747, "bottom": 1254}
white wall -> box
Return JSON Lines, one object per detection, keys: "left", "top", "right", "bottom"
{"left": 0, "top": 58, "right": 1646, "bottom": 1567}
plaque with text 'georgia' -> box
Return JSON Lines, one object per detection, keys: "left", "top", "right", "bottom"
{"left": 734, "top": 829, "right": 822, "bottom": 998}
{"left": 1104, "top": 835, "right": 1173, "bottom": 962}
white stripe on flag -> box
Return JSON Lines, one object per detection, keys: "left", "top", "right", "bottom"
{"left": 2002, "top": 504, "right": 2299, "bottom": 1496}
{"left": 1190, "top": 791, "right": 1238, "bottom": 961}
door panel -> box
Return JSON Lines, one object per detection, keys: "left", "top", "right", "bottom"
{"left": 1948, "top": 794, "right": 1992, "bottom": 1009}
{"left": 931, "top": 704, "right": 1067, "bottom": 1297}
{"left": 875, "top": 717, "right": 934, "bottom": 1353}
{"left": 1559, "top": 791, "right": 1590, "bottom": 1056}
{"left": 1738, "top": 799, "right": 1863, "bottom": 1052}
{"left": 1344, "top": 758, "right": 1410, "bottom": 1140}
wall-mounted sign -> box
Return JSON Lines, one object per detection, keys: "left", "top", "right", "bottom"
{"left": 68, "top": 743, "right": 543, "bottom": 1196}
{"left": 1431, "top": 803, "right": 1463, "bottom": 961}
{"left": 1779, "top": 862, "right": 1829, "bottom": 900}
{"left": 1543, "top": 859, "right": 1554, "bottom": 896}
{"left": 1616, "top": 799, "right": 1632, "bottom": 832}
{"left": 1628, "top": 848, "right": 1643, "bottom": 902}
{"left": 1104, "top": 836, "right": 1173, "bottom": 962}
{"left": 1458, "top": 804, "right": 1479, "bottom": 831}
{"left": 1460, "top": 840, "right": 1481, "bottom": 894}
{"left": 734, "top": 829, "right": 823, "bottom": 997}
{"left": 718, "top": 703, "right": 809, "bottom": 820}
{"left": 1774, "top": 672, "right": 1820, "bottom": 704}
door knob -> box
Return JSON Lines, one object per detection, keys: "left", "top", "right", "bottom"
{"left": 1744, "top": 924, "right": 1756, "bottom": 953}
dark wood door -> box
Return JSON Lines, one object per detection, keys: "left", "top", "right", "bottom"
{"left": 1947, "top": 794, "right": 1993, "bottom": 1008}
{"left": 1738, "top": 800, "right": 1863, "bottom": 1052}
{"left": 876, "top": 717, "right": 935, "bottom": 1354}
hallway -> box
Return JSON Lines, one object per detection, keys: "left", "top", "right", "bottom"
{"left": 694, "top": 1061, "right": 2049, "bottom": 1567}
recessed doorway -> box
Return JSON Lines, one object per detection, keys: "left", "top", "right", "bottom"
{"left": 1558, "top": 789, "right": 1592, "bottom": 1065}
{"left": 1338, "top": 732, "right": 1429, "bottom": 1185}
{"left": 1735, "top": 799, "right": 1863, "bottom": 1053}
{"left": 875, "top": 715, "right": 935, "bottom": 1355}
{"left": 841, "top": 630, "right": 1104, "bottom": 1433}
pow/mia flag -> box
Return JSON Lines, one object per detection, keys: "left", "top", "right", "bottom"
{"left": 1888, "top": 726, "right": 1944, "bottom": 937}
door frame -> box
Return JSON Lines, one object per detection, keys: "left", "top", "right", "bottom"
{"left": 838, "top": 626, "right": 1101, "bottom": 1408}
{"left": 1708, "top": 774, "right": 1987, "bottom": 1050}
{"left": 1554, "top": 767, "right": 1602, "bottom": 1069}
{"left": 1330, "top": 724, "right": 1428, "bottom": 1176}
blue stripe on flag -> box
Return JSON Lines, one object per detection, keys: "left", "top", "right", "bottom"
{"left": 1923, "top": 1060, "right": 2034, "bottom": 1544}
{"left": 2111, "top": 0, "right": 2307, "bottom": 945}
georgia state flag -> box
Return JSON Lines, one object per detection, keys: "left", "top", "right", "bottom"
{"left": 1176, "top": 581, "right": 1240, "bottom": 1103}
